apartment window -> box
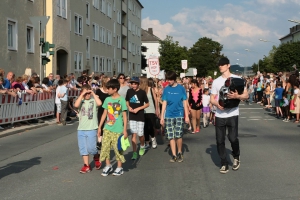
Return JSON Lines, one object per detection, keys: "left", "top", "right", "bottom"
{"left": 100, "top": 57, "right": 105, "bottom": 72}
{"left": 128, "top": 0, "right": 132, "bottom": 10}
{"left": 107, "top": 58, "right": 112, "bottom": 72}
{"left": 93, "top": 0, "right": 99, "bottom": 9}
{"left": 26, "top": 25, "right": 34, "bottom": 53}
{"left": 74, "top": 14, "right": 83, "bottom": 35}
{"left": 86, "top": 2, "right": 90, "bottom": 25}
{"left": 93, "top": 55, "right": 99, "bottom": 72}
{"left": 132, "top": 43, "right": 135, "bottom": 55}
{"left": 128, "top": 41, "right": 131, "bottom": 52}
{"left": 100, "top": 27, "right": 106, "bottom": 43}
{"left": 107, "top": 31, "right": 112, "bottom": 45}
{"left": 132, "top": 23, "right": 135, "bottom": 35}
{"left": 133, "top": 3, "right": 136, "bottom": 16}
{"left": 117, "top": 35, "right": 121, "bottom": 49}
{"left": 113, "top": 0, "right": 116, "bottom": 11}
{"left": 107, "top": 2, "right": 112, "bottom": 18}
{"left": 128, "top": 20, "right": 131, "bottom": 31}
{"left": 117, "top": 10, "right": 121, "bottom": 24}
{"left": 93, "top": 23, "right": 99, "bottom": 41}
{"left": 7, "top": 19, "right": 17, "bottom": 51}
{"left": 128, "top": 62, "right": 132, "bottom": 73}
{"left": 117, "top": 60, "right": 121, "bottom": 72}
{"left": 86, "top": 37, "right": 90, "bottom": 59}
{"left": 101, "top": 0, "right": 106, "bottom": 14}
{"left": 74, "top": 51, "right": 83, "bottom": 71}
{"left": 57, "top": 0, "right": 67, "bottom": 18}
{"left": 113, "top": 21, "right": 116, "bottom": 37}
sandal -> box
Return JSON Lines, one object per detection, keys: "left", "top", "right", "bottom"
{"left": 294, "top": 121, "right": 299, "bottom": 123}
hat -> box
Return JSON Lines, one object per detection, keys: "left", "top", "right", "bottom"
{"left": 117, "top": 135, "right": 131, "bottom": 152}
{"left": 129, "top": 77, "right": 140, "bottom": 84}
{"left": 218, "top": 57, "right": 230, "bottom": 66}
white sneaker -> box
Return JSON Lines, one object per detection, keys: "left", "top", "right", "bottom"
{"left": 151, "top": 137, "right": 157, "bottom": 149}
{"left": 112, "top": 167, "right": 124, "bottom": 176}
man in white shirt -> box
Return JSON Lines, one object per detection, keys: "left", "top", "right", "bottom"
{"left": 210, "top": 57, "right": 249, "bottom": 174}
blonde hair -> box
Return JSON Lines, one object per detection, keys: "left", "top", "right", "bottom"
{"left": 101, "top": 76, "right": 110, "bottom": 88}
{"left": 139, "top": 76, "right": 148, "bottom": 92}
{"left": 22, "top": 74, "right": 29, "bottom": 81}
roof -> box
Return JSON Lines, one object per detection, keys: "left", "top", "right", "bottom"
{"left": 136, "top": 0, "right": 144, "bottom": 9}
{"left": 141, "top": 28, "right": 161, "bottom": 42}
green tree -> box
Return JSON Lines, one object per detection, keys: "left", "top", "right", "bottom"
{"left": 158, "top": 36, "right": 188, "bottom": 73}
{"left": 273, "top": 42, "right": 300, "bottom": 71}
{"left": 188, "top": 37, "right": 223, "bottom": 77}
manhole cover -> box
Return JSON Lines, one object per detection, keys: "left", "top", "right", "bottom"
{"left": 239, "top": 134, "right": 257, "bottom": 137}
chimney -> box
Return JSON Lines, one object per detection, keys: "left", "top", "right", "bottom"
{"left": 148, "top": 28, "right": 153, "bottom": 35}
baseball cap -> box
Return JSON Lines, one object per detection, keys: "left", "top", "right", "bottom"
{"left": 218, "top": 57, "right": 230, "bottom": 66}
{"left": 129, "top": 77, "right": 140, "bottom": 84}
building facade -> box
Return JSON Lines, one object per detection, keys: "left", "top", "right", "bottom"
{"left": 0, "top": 0, "right": 143, "bottom": 78}
{"left": 280, "top": 24, "right": 300, "bottom": 44}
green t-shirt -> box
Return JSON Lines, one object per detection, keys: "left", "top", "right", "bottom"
{"left": 102, "top": 96, "right": 127, "bottom": 133}
{"left": 77, "top": 99, "right": 99, "bottom": 130}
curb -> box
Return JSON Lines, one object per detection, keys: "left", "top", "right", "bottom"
{"left": 0, "top": 123, "right": 50, "bottom": 139}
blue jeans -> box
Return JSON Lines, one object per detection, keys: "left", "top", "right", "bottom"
{"left": 249, "top": 92, "right": 254, "bottom": 104}
{"left": 77, "top": 130, "right": 98, "bottom": 155}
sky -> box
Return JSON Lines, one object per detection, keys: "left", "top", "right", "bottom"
{"left": 139, "top": 0, "right": 300, "bottom": 68}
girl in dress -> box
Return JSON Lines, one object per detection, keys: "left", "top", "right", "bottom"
{"left": 188, "top": 79, "right": 202, "bottom": 133}
{"left": 202, "top": 88, "right": 211, "bottom": 128}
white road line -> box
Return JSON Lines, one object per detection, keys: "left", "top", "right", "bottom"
{"left": 249, "top": 116, "right": 262, "bottom": 118}
{"left": 240, "top": 117, "right": 246, "bottom": 118}
{"left": 247, "top": 119, "right": 260, "bottom": 120}
{"left": 264, "top": 119, "right": 275, "bottom": 120}
{"left": 239, "top": 108, "right": 263, "bottom": 110}
{"left": 250, "top": 112, "right": 259, "bottom": 113}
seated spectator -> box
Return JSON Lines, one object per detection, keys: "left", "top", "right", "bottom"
{"left": 12, "top": 76, "right": 25, "bottom": 91}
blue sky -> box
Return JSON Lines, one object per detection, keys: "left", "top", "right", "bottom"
{"left": 140, "top": 0, "right": 300, "bottom": 68}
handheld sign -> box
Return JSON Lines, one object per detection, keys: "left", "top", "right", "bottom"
{"left": 148, "top": 58, "right": 160, "bottom": 76}
{"left": 180, "top": 73, "right": 185, "bottom": 78}
{"left": 181, "top": 60, "right": 188, "bottom": 70}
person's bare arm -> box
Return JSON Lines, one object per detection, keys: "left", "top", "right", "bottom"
{"left": 227, "top": 88, "right": 249, "bottom": 101}
{"left": 160, "top": 101, "right": 167, "bottom": 126}
{"left": 210, "top": 93, "right": 224, "bottom": 110}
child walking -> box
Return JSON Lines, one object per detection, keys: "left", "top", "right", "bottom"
{"left": 74, "top": 84, "right": 102, "bottom": 174}
{"left": 202, "top": 88, "right": 211, "bottom": 128}
{"left": 98, "top": 79, "right": 128, "bottom": 176}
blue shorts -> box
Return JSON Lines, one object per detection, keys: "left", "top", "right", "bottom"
{"left": 165, "top": 117, "right": 184, "bottom": 140}
{"left": 77, "top": 129, "right": 98, "bottom": 156}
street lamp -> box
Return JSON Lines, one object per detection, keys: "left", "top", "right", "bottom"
{"left": 245, "top": 49, "right": 260, "bottom": 72}
{"left": 259, "top": 39, "right": 277, "bottom": 44}
{"left": 288, "top": 19, "right": 300, "bottom": 24}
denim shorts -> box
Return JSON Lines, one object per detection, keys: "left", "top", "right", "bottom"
{"left": 77, "top": 129, "right": 98, "bottom": 156}
{"left": 165, "top": 117, "right": 184, "bottom": 140}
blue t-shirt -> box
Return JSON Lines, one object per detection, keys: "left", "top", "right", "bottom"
{"left": 59, "top": 85, "right": 68, "bottom": 101}
{"left": 275, "top": 87, "right": 284, "bottom": 100}
{"left": 3, "top": 78, "right": 11, "bottom": 89}
{"left": 162, "top": 84, "right": 187, "bottom": 118}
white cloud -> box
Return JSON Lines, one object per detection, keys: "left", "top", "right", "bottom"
{"left": 256, "top": 0, "right": 300, "bottom": 5}
{"left": 142, "top": 17, "right": 175, "bottom": 40}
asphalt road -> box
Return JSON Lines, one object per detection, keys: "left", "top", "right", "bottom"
{"left": 0, "top": 103, "right": 300, "bottom": 200}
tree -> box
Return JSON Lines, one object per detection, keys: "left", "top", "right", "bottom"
{"left": 158, "top": 36, "right": 188, "bottom": 73}
{"left": 188, "top": 37, "right": 223, "bottom": 77}
{"left": 273, "top": 42, "right": 300, "bottom": 72}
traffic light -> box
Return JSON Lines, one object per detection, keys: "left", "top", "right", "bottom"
{"left": 40, "top": 38, "right": 55, "bottom": 65}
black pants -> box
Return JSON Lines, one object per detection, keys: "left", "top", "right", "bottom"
{"left": 144, "top": 113, "right": 155, "bottom": 142}
{"left": 215, "top": 116, "right": 240, "bottom": 165}
{"left": 257, "top": 91, "right": 263, "bottom": 102}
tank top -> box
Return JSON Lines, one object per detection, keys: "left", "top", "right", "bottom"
{"left": 145, "top": 88, "right": 155, "bottom": 114}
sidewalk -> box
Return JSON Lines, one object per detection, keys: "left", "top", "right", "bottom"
{"left": 0, "top": 117, "right": 78, "bottom": 138}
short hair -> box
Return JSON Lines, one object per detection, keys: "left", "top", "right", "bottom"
{"left": 63, "top": 78, "right": 70, "bottom": 84}
{"left": 16, "top": 76, "right": 23, "bottom": 83}
{"left": 22, "top": 74, "right": 29, "bottom": 81}
{"left": 117, "top": 73, "right": 125, "bottom": 79}
{"left": 35, "top": 76, "right": 40, "bottom": 83}
{"left": 58, "top": 79, "right": 63, "bottom": 86}
{"left": 204, "top": 88, "right": 209, "bottom": 93}
{"left": 106, "top": 79, "right": 120, "bottom": 91}
{"left": 81, "top": 84, "right": 91, "bottom": 91}
{"left": 165, "top": 71, "right": 177, "bottom": 81}
{"left": 42, "top": 77, "right": 49, "bottom": 84}
{"left": 82, "top": 70, "right": 87, "bottom": 75}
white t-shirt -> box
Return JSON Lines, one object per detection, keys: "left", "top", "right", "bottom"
{"left": 202, "top": 94, "right": 210, "bottom": 107}
{"left": 211, "top": 74, "right": 241, "bottom": 118}
{"left": 55, "top": 86, "right": 61, "bottom": 104}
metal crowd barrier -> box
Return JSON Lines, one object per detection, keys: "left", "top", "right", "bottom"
{"left": 0, "top": 89, "right": 81, "bottom": 125}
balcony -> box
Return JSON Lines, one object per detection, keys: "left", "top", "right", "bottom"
{"left": 122, "top": 25, "right": 127, "bottom": 36}
{"left": 122, "top": 1, "right": 127, "bottom": 13}
{"left": 122, "top": 49, "right": 127, "bottom": 59}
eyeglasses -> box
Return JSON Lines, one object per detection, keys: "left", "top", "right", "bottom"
{"left": 119, "top": 77, "right": 124, "bottom": 79}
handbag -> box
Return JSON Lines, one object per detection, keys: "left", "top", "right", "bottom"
{"left": 150, "top": 88, "right": 161, "bottom": 129}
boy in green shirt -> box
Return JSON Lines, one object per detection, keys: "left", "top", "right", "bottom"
{"left": 98, "top": 79, "right": 128, "bottom": 176}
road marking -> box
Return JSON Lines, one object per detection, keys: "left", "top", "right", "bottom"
{"left": 264, "top": 119, "right": 275, "bottom": 120}
{"left": 247, "top": 119, "right": 260, "bottom": 120}
{"left": 239, "top": 108, "right": 263, "bottom": 110}
{"left": 250, "top": 112, "right": 259, "bottom": 113}
{"left": 249, "top": 116, "right": 262, "bottom": 118}
{"left": 240, "top": 117, "right": 246, "bottom": 118}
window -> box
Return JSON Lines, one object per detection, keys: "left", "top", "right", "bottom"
{"left": 86, "top": 37, "right": 90, "bottom": 59}
{"left": 128, "top": 41, "right": 131, "bottom": 52}
{"left": 57, "top": 0, "right": 67, "bottom": 18}
{"left": 117, "top": 10, "right": 121, "bottom": 24}
{"left": 117, "top": 60, "right": 121, "bottom": 72}
{"left": 132, "top": 43, "right": 135, "bottom": 55}
{"left": 101, "top": 0, "right": 106, "bottom": 14}
{"left": 100, "top": 27, "right": 106, "bottom": 43}
{"left": 93, "top": 0, "right": 99, "bottom": 9}
{"left": 133, "top": 3, "right": 136, "bottom": 16}
{"left": 74, "top": 14, "right": 83, "bottom": 35}
{"left": 107, "top": 30, "right": 112, "bottom": 45}
{"left": 117, "top": 35, "right": 121, "bottom": 49}
{"left": 113, "top": 0, "right": 115, "bottom": 11}
{"left": 100, "top": 57, "right": 105, "bottom": 72}
{"left": 128, "top": 62, "right": 132, "bottom": 73}
{"left": 7, "top": 19, "right": 17, "bottom": 51}
{"left": 93, "top": 23, "right": 99, "bottom": 41}
{"left": 128, "top": 20, "right": 131, "bottom": 31}
{"left": 93, "top": 55, "right": 99, "bottom": 72}
{"left": 107, "top": 2, "right": 112, "bottom": 18}
{"left": 26, "top": 25, "right": 34, "bottom": 53}
{"left": 86, "top": 2, "right": 90, "bottom": 25}
{"left": 113, "top": 21, "right": 116, "bottom": 37}
{"left": 128, "top": 0, "right": 132, "bottom": 10}
{"left": 107, "top": 58, "right": 112, "bottom": 72}
{"left": 74, "top": 52, "right": 83, "bottom": 71}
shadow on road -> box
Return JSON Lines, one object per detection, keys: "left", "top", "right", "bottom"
{"left": 205, "top": 144, "right": 232, "bottom": 167}
{"left": 0, "top": 157, "right": 42, "bottom": 180}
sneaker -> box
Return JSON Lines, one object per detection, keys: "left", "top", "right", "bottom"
{"left": 131, "top": 152, "right": 138, "bottom": 160}
{"left": 80, "top": 164, "right": 91, "bottom": 174}
{"left": 101, "top": 165, "right": 113, "bottom": 176}
{"left": 151, "top": 137, "right": 157, "bottom": 149}
{"left": 286, "top": 119, "right": 290, "bottom": 122}
{"left": 112, "top": 167, "right": 124, "bottom": 176}
{"left": 139, "top": 147, "right": 145, "bottom": 156}
{"left": 144, "top": 144, "right": 150, "bottom": 150}
{"left": 232, "top": 157, "right": 240, "bottom": 171}
{"left": 96, "top": 142, "right": 102, "bottom": 150}
{"left": 219, "top": 165, "right": 229, "bottom": 174}
{"left": 170, "top": 155, "right": 177, "bottom": 163}
{"left": 93, "top": 154, "right": 101, "bottom": 170}
{"left": 177, "top": 152, "right": 183, "bottom": 162}
{"left": 283, "top": 118, "right": 287, "bottom": 122}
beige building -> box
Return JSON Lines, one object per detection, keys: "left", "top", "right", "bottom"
{"left": 1, "top": 0, "right": 143, "bottom": 78}
{"left": 280, "top": 24, "right": 300, "bottom": 44}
